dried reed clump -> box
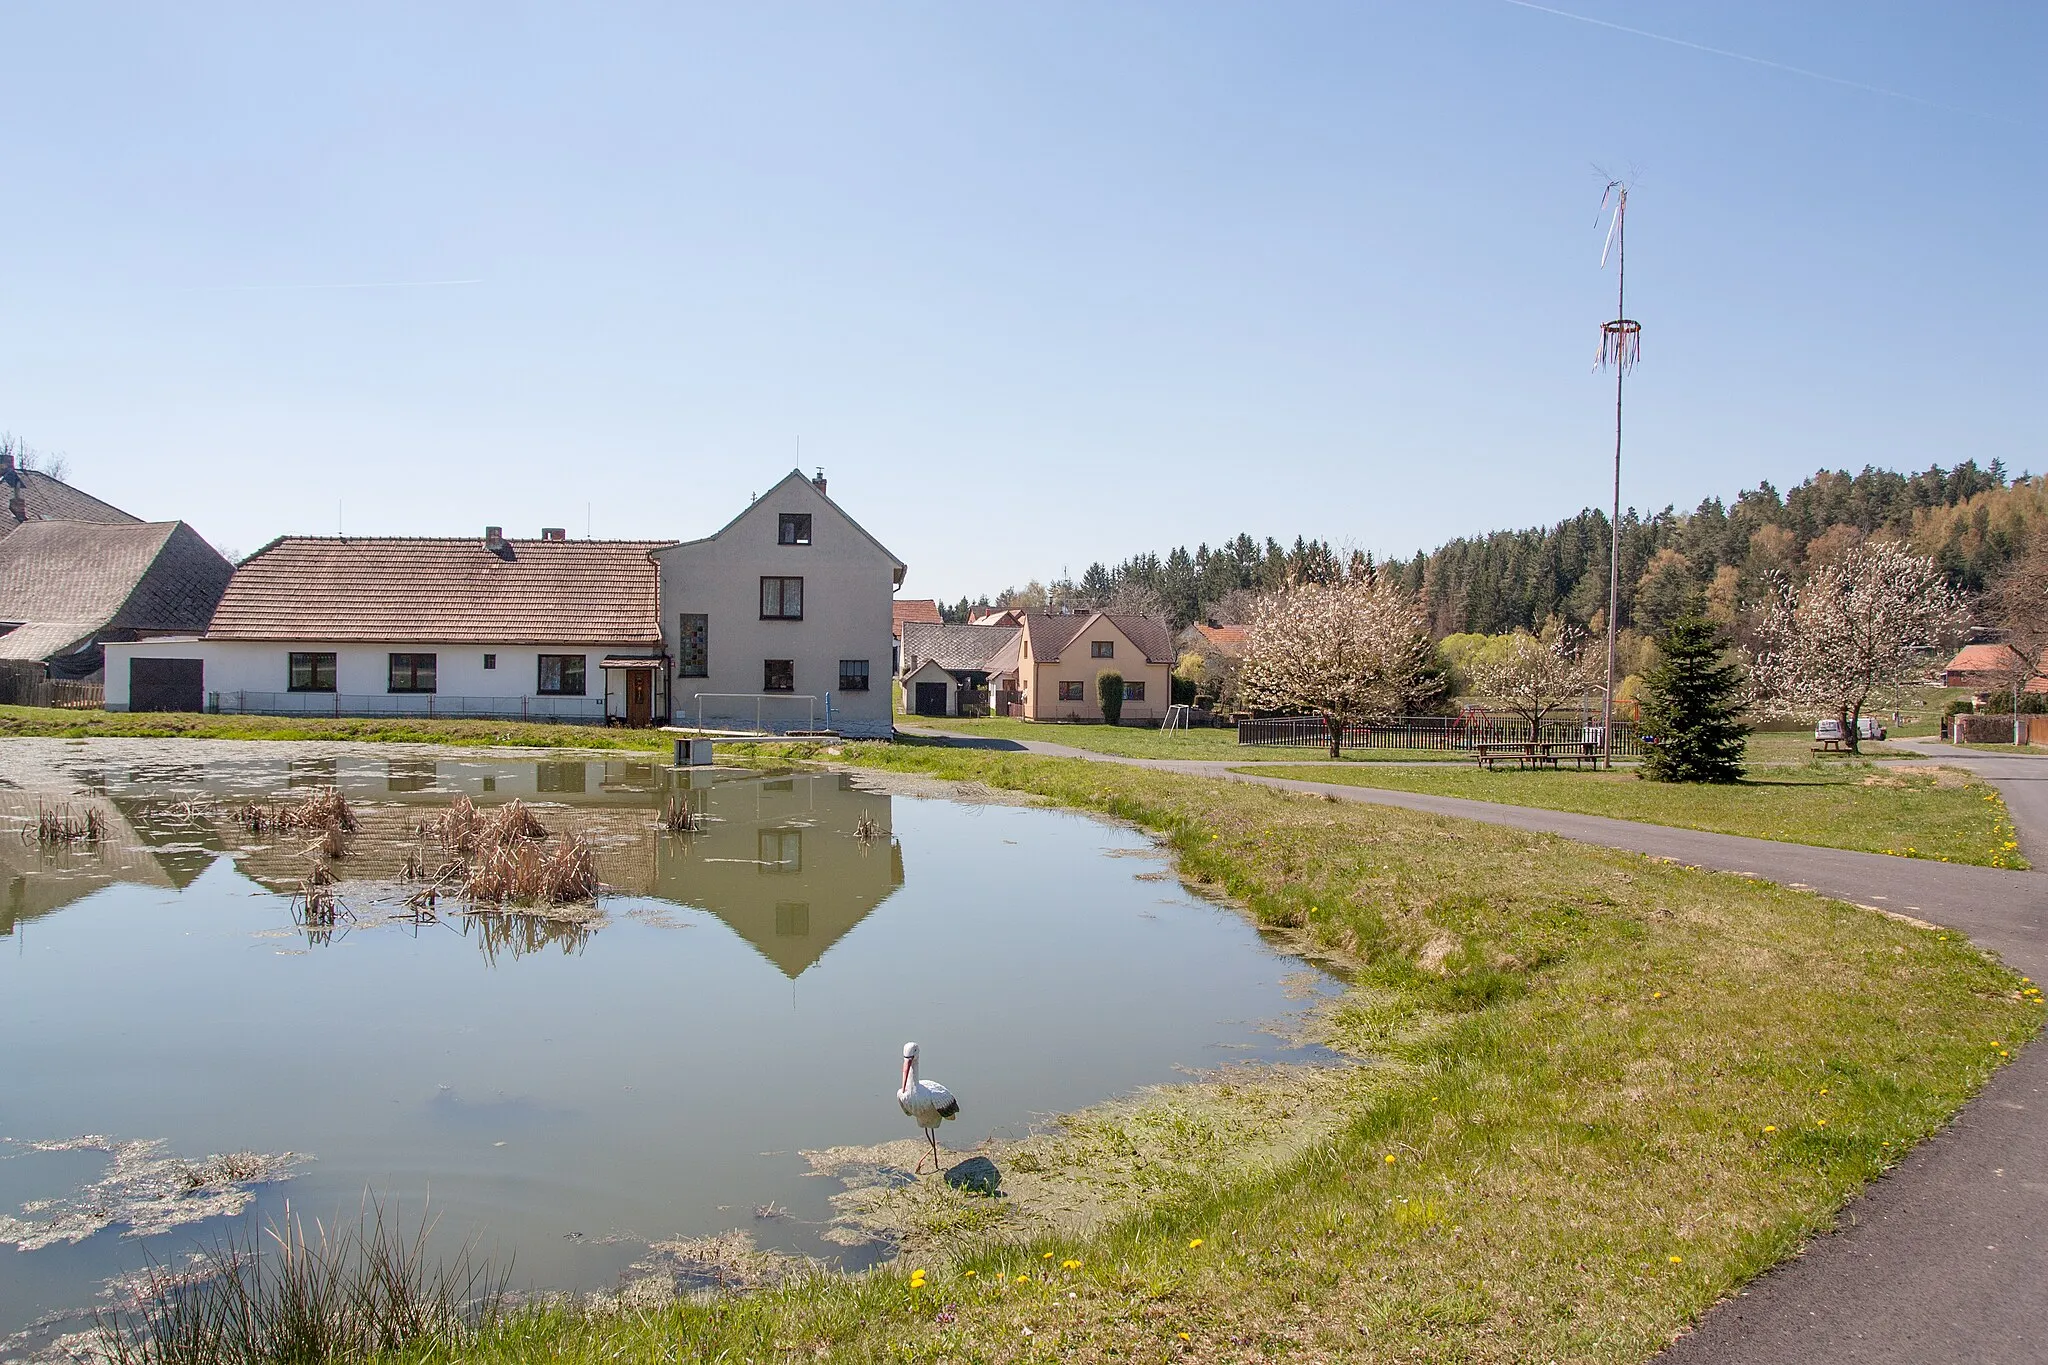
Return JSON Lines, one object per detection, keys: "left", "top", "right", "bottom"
{"left": 852, "top": 809, "right": 881, "bottom": 842}
{"left": 660, "top": 796, "right": 700, "bottom": 833}
{"left": 417, "top": 797, "right": 596, "bottom": 906}
{"left": 93, "top": 1200, "right": 507, "bottom": 1365}
{"left": 28, "top": 804, "right": 107, "bottom": 846}
{"left": 232, "top": 789, "right": 357, "bottom": 838}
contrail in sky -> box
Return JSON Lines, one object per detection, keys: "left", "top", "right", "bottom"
{"left": 1495, "top": 0, "right": 2017, "bottom": 123}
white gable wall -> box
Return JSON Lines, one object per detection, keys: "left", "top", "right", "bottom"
{"left": 657, "top": 475, "right": 898, "bottom": 739}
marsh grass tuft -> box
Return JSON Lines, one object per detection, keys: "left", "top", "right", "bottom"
{"left": 659, "top": 796, "right": 700, "bottom": 833}
{"left": 852, "top": 809, "right": 881, "bottom": 841}
{"left": 94, "top": 1199, "right": 508, "bottom": 1365}
{"left": 28, "top": 802, "right": 106, "bottom": 845}
{"left": 232, "top": 788, "right": 357, "bottom": 839}
{"left": 416, "top": 796, "right": 599, "bottom": 905}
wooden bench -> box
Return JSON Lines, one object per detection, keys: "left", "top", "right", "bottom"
{"left": 1812, "top": 737, "right": 1849, "bottom": 754}
{"left": 1473, "top": 741, "right": 1604, "bottom": 771}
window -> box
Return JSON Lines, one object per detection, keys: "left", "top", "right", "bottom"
{"left": 288, "top": 652, "right": 337, "bottom": 693}
{"left": 678, "top": 613, "right": 708, "bottom": 677}
{"left": 758, "top": 829, "right": 802, "bottom": 873}
{"left": 764, "top": 659, "right": 794, "bottom": 692}
{"left": 760, "top": 576, "right": 804, "bottom": 620}
{"left": 483, "top": 653, "right": 496, "bottom": 669}
{"left": 1124, "top": 680, "right": 1146, "bottom": 701}
{"left": 1058, "top": 680, "right": 1085, "bottom": 702}
{"left": 778, "top": 513, "right": 812, "bottom": 545}
{"left": 838, "top": 659, "right": 870, "bottom": 691}
{"left": 1091, "top": 640, "right": 1114, "bottom": 658}
{"left": 774, "top": 901, "right": 810, "bottom": 935}
{"left": 388, "top": 653, "right": 437, "bottom": 693}
{"left": 537, "top": 654, "right": 587, "bottom": 696}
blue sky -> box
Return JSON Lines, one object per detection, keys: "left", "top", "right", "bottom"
{"left": 1, "top": 3, "right": 2041, "bottom": 602}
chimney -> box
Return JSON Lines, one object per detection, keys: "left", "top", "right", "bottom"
{"left": 812, "top": 467, "right": 827, "bottom": 494}
{"left": 541, "top": 527, "right": 566, "bottom": 541}
{"left": 484, "top": 526, "right": 505, "bottom": 552}
{"left": 8, "top": 494, "right": 23, "bottom": 523}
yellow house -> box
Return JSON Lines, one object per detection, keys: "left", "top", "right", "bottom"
{"left": 1013, "top": 612, "right": 1174, "bottom": 722}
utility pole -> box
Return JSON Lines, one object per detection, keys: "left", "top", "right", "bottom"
{"left": 1597, "top": 182, "right": 1641, "bottom": 771}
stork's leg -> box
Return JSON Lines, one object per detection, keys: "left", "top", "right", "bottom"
{"left": 928, "top": 1127, "right": 941, "bottom": 1173}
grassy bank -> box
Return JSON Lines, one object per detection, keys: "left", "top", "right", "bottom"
{"left": 896, "top": 714, "right": 1467, "bottom": 761}
{"left": 0, "top": 705, "right": 847, "bottom": 755}
{"left": 353, "top": 743, "right": 2038, "bottom": 1364}
{"left": 1243, "top": 761, "right": 2027, "bottom": 869}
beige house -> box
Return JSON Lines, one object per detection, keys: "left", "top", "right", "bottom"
{"left": 1011, "top": 612, "right": 1174, "bottom": 721}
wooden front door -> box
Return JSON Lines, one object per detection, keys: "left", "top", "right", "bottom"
{"left": 626, "top": 671, "right": 653, "bottom": 727}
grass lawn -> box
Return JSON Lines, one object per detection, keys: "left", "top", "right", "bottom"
{"left": 345, "top": 743, "right": 2042, "bottom": 1364}
{"left": 1243, "top": 761, "right": 2026, "bottom": 869}
{"left": 0, "top": 705, "right": 838, "bottom": 755}
{"left": 1742, "top": 729, "right": 1923, "bottom": 764}
{"left": 895, "top": 713, "right": 1470, "bottom": 762}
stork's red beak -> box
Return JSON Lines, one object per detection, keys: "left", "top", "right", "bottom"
{"left": 901, "top": 1057, "right": 914, "bottom": 1090}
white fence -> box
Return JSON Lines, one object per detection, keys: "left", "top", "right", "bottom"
{"left": 209, "top": 691, "right": 607, "bottom": 723}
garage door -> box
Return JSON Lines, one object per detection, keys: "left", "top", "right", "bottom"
{"left": 915, "top": 681, "right": 948, "bottom": 717}
{"left": 130, "top": 658, "right": 203, "bottom": 713}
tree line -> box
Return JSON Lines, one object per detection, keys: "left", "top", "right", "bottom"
{"left": 946, "top": 460, "right": 2031, "bottom": 635}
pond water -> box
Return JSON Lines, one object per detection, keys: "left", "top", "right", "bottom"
{"left": 0, "top": 741, "right": 1337, "bottom": 1354}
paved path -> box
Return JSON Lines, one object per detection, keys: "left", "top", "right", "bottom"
{"left": 898, "top": 725, "right": 2048, "bottom": 1362}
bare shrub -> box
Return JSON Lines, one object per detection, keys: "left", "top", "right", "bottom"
{"left": 29, "top": 804, "right": 106, "bottom": 846}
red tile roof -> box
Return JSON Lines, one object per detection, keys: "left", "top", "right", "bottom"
{"left": 893, "top": 598, "right": 943, "bottom": 638}
{"left": 1194, "top": 623, "right": 1248, "bottom": 657}
{"left": 1020, "top": 612, "right": 1175, "bottom": 665}
{"left": 205, "top": 536, "right": 672, "bottom": 644}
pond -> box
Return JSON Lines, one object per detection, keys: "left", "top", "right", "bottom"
{"left": 0, "top": 740, "right": 1338, "bottom": 1355}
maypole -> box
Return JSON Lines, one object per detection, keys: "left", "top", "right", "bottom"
{"left": 1596, "top": 181, "right": 1640, "bottom": 771}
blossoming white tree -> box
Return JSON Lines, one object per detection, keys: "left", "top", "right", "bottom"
{"left": 1240, "top": 577, "right": 1434, "bottom": 758}
{"left": 1746, "top": 540, "right": 1968, "bottom": 753}
{"left": 1467, "top": 621, "right": 1601, "bottom": 734}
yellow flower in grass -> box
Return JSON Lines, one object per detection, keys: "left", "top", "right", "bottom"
{"left": 1384, "top": 1153, "right": 1397, "bottom": 1164}
{"left": 1187, "top": 1238, "right": 1204, "bottom": 1250}
{"left": 1062, "top": 1259, "right": 1082, "bottom": 1270}
{"left": 1668, "top": 1255, "right": 1683, "bottom": 1265}
{"left": 1015, "top": 1274, "right": 1030, "bottom": 1283}
{"left": 909, "top": 1268, "right": 928, "bottom": 1290}
{"left": 1178, "top": 1332, "right": 1192, "bottom": 1341}
{"left": 1763, "top": 1125, "right": 1777, "bottom": 1133}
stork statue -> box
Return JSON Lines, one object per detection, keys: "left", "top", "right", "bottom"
{"left": 897, "top": 1041, "right": 960, "bottom": 1174}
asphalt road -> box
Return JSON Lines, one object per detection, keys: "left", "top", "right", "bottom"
{"left": 901, "top": 726, "right": 2048, "bottom": 1363}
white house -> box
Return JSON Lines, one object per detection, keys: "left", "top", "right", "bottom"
{"left": 105, "top": 530, "right": 674, "bottom": 722}
{"left": 655, "top": 469, "right": 904, "bottom": 740}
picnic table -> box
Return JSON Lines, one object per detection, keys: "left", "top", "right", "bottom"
{"left": 1472, "top": 740, "right": 1603, "bottom": 771}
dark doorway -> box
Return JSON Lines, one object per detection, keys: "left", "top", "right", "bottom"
{"left": 129, "top": 657, "right": 203, "bottom": 713}
{"left": 915, "top": 681, "right": 948, "bottom": 717}
{"left": 627, "top": 671, "right": 653, "bottom": 727}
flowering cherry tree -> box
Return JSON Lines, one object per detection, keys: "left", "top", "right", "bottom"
{"left": 1746, "top": 541, "right": 1968, "bottom": 753}
{"left": 1468, "top": 622, "right": 1600, "bottom": 734}
{"left": 1241, "top": 577, "right": 1434, "bottom": 758}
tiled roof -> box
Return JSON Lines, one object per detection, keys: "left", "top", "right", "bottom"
{"left": 0, "top": 467, "right": 140, "bottom": 538}
{"left": 1194, "top": 623, "right": 1248, "bottom": 657}
{"left": 900, "top": 621, "right": 1019, "bottom": 672}
{"left": 1944, "top": 643, "right": 2048, "bottom": 691}
{"left": 893, "top": 598, "right": 943, "bottom": 638}
{"left": 1020, "top": 612, "right": 1175, "bottom": 665}
{"left": 204, "top": 536, "right": 672, "bottom": 644}
{"left": 0, "top": 520, "right": 233, "bottom": 662}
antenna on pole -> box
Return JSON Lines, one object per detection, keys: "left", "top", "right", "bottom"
{"left": 1595, "top": 178, "right": 1641, "bottom": 772}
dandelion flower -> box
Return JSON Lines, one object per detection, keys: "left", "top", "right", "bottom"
{"left": 1188, "top": 1238, "right": 1204, "bottom": 1250}
{"left": 1763, "top": 1125, "right": 1777, "bottom": 1133}
{"left": 1817, "top": 1119, "right": 1828, "bottom": 1127}
{"left": 1043, "top": 1252, "right": 1054, "bottom": 1260}
{"left": 964, "top": 1270, "right": 977, "bottom": 1278}
{"left": 1016, "top": 1274, "right": 1030, "bottom": 1283}
{"left": 1063, "top": 1259, "right": 1082, "bottom": 1270}
{"left": 1178, "top": 1332, "right": 1192, "bottom": 1341}
{"left": 1668, "top": 1255, "right": 1683, "bottom": 1265}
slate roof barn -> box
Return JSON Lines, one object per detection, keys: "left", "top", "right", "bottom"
{"left": 0, "top": 455, "right": 139, "bottom": 538}
{"left": 0, "top": 521, "right": 234, "bottom": 677}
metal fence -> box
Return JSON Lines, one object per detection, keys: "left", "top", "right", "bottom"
{"left": 1237, "top": 713, "right": 1645, "bottom": 757}
{"left": 210, "top": 691, "right": 606, "bottom": 723}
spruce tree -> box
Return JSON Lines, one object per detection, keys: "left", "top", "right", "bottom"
{"left": 1640, "top": 614, "right": 1748, "bottom": 783}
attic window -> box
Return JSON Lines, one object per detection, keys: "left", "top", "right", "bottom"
{"left": 778, "top": 513, "right": 812, "bottom": 546}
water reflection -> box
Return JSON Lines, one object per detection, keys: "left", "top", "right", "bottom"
{"left": 3, "top": 757, "right": 905, "bottom": 980}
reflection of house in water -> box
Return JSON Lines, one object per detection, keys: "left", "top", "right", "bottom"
{"left": 648, "top": 771, "right": 905, "bottom": 977}
{"left": 0, "top": 793, "right": 192, "bottom": 937}
{"left": 3, "top": 758, "right": 905, "bottom": 975}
